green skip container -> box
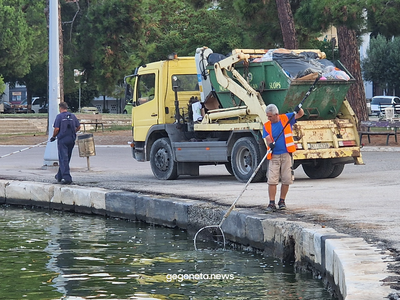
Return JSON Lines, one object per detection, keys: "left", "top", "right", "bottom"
{"left": 208, "top": 60, "right": 354, "bottom": 120}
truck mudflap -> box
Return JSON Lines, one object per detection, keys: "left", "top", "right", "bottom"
{"left": 130, "top": 141, "right": 145, "bottom": 162}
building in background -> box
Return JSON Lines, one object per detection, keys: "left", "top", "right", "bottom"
{"left": 1, "top": 84, "right": 27, "bottom": 105}
{"left": 92, "top": 95, "right": 124, "bottom": 114}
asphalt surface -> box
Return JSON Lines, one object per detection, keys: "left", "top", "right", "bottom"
{"left": 0, "top": 143, "right": 400, "bottom": 257}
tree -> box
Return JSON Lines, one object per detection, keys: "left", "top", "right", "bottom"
{"left": 366, "top": 0, "right": 400, "bottom": 38}
{"left": 0, "top": 76, "right": 4, "bottom": 95}
{"left": 230, "top": 0, "right": 284, "bottom": 48}
{"left": 337, "top": 26, "right": 368, "bottom": 121}
{"left": 144, "top": 0, "right": 250, "bottom": 60}
{"left": 0, "top": 0, "right": 35, "bottom": 81}
{"left": 362, "top": 34, "right": 389, "bottom": 92}
{"left": 14, "top": 1, "right": 48, "bottom": 105}
{"left": 363, "top": 34, "right": 400, "bottom": 95}
{"left": 296, "top": 0, "right": 369, "bottom": 122}
{"left": 387, "top": 37, "right": 400, "bottom": 94}
{"left": 76, "top": 0, "right": 147, "bottom": 96}
{"left": 275, "top": 0, "right": 297, "bottom": 49}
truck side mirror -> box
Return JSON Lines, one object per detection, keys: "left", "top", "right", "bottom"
{"left": 172, "top": 76, "right": 180, "bottom": 89}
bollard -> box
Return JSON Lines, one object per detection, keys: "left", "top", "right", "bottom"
{"left": 77, "top": 134, "right": 96, "bottom": 170}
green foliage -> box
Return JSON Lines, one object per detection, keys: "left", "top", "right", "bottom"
{"left": 75, "top": 0, "right": 147, "bottom": 95}
{"left": 366, "top": 0, "right": 400, "bottom": 38}
{"left": 308, "top": 39, "right": 340, "bottom": 61}
{"left": 0, "top": 1, "right": 48, "bottom": 100}
{"left": 64, "top": 85, "right": 99, "bottom": 112}
{"left": 143, "top": 0, "right": 250, "bottom": 60}
{"left": 362, "top": 34, "right": 400, "bottom": 93}
{"left": 362, "top": 35, "right": 388, "bottom": 88}
{"left": 0, "top": 75, "right": 5, "bottom": 95}
{"left": 228, "top": 0, "right": 284, "bottom": 48}
{"left": 387, "top": 37, "right": 400, "bottom": 90}
{"left": 296, "top": 0, "right": 367, "bottom": 32}
{"left": 4, "top": 0, "right": 400, "bottom": 107}
{"left": 17, "top": 0, "right": 48, "bottom": 99}
{"left": 0, "top": 0, "right": 36, "bottom": 80}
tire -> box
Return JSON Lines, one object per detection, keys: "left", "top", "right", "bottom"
{"left": 231, "top": 137, "right": 266, "bottom": 183}
{"left": 302, "top": 159, "right": 335, "bottom": 179}
{"left": 224, "top": 161, "right": 234, "bottom": 175}
{"left": 328, "top": 164, "right": 345, "bottom": 178}
{"left": 149, "top": 138, "right": 178, "bottom": 180}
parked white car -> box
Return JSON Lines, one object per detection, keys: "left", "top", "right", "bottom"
{"left": 370, "top": 96, "right": 400, "bottom": 116}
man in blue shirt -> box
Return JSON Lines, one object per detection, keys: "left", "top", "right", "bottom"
{"left": 49, "top": 102, "right": 80, "bottom": 184}
{"left": 263, "top": 103, "right": 304, "bottom": 212}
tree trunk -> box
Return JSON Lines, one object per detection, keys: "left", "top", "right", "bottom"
{"left": 337, "top": 26, "right": 368, "bottom": 124}
{"left": 275, "top": 0, "right": 297, "bottom": 49}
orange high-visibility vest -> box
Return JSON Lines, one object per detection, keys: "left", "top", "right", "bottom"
{"left": 264, "top": 114, "right": 296, "bottom": 159}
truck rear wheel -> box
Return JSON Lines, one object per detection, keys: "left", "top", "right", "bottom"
{"left": 328, "top": 164, "right": 345, "bottom": 178}
{"left": 150, "top": 138, "right": 178, "bottom": 180}
{"left": 231, "top": 137, "right": 265, "bottom": 183}
{"left": 302, "top": 159, "right": 335, "bottom": 179}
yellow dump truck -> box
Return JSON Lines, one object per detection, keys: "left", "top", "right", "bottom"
{"left": 126, "top": 48, "right": 363, "bottom": 182}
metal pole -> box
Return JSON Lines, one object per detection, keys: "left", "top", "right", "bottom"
{"left": 79, "top": 82, "right": 81, "bottom": 113}
{"left": 86, "top": 156, "right": 90, "bottom": 171}
{"left": 43, "top": 0, "right": 60, "bottom": 166}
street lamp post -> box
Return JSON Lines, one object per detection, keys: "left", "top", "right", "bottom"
{"left": 78, "top": 82, "right": 81, "bottom": 112}
{"left": 43, "top": 0, "right": 60, "bottom": 167}
{"left": 74, "top": 69, "right": 84, "bottom": 112}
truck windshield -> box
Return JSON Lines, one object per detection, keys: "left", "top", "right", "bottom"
{"left": 171, "top": 74, "right": 199, "bottom": 91}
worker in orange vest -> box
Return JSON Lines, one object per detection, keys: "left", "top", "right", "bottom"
{"left": 263, "top": 103, "right": 304, "bottom": 212}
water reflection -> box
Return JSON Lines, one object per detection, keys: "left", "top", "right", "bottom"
{"left": 0, "top": 206, "right": 336, "bottom": 300}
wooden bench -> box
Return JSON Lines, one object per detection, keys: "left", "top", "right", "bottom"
{"left": 359, "top": 120, "right": 399, "bottom": 145}
{"left": 79, "top": 114, "right": 104, "bottom": 132}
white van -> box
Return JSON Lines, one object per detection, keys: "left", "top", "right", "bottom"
{"left": 370, "top": 96, "right": 400, "bottom": 116}
{"left": 31, "top": 97, "right": 47, "bottom": 113}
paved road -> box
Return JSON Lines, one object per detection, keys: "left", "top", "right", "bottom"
{"left": 1, "top": 144, "right": 400, "bottom": 252}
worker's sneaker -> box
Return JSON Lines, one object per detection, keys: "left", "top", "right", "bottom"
{"left": 61, "top": 179, "right": 72, "bottom": 185}
{"left": 265, "top": 204, "right": 277, "bottom": 213}
{"left": 278, "top": 201, "right": 286, "bottom": 210}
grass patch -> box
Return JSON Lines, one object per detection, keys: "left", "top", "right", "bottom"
{"left": 107, "top": 124, "right": 132, "bottom": 131}
{"left": 0, "top": 132, "right": 48, "bottom": 138}
{"left": 0, "top": 113, "right": 48, "bottom": 119}
{"left": 0, "top": 113, "right": 131, "bottom": 120}
{"left": 81, "top": 125, "right": 132, "bottom": 133}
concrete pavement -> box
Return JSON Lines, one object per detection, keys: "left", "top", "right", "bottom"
{"left": 0, "top": 143, "right": 399, "bottom": 299}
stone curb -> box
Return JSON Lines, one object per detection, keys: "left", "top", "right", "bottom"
{"left": 0, "top": 179, "right": 396, "bottom": 300}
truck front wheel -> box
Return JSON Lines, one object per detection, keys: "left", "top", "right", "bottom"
{"left": 150, "top": 138, "right": 178, "bottom": 180}
{"left": 231, "top": 137, "right": 266, "bottom": 183}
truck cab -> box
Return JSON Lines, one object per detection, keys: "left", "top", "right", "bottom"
{"left": 129, "top": 57, "right": 200, "bottom": 162}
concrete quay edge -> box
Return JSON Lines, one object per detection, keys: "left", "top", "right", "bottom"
{"left": 0, "top": 179, "right": 397, "bottom": 300}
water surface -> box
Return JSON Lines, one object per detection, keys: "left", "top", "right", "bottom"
{"left": 0, "top": 206, "right": 336, "bottom": 299}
